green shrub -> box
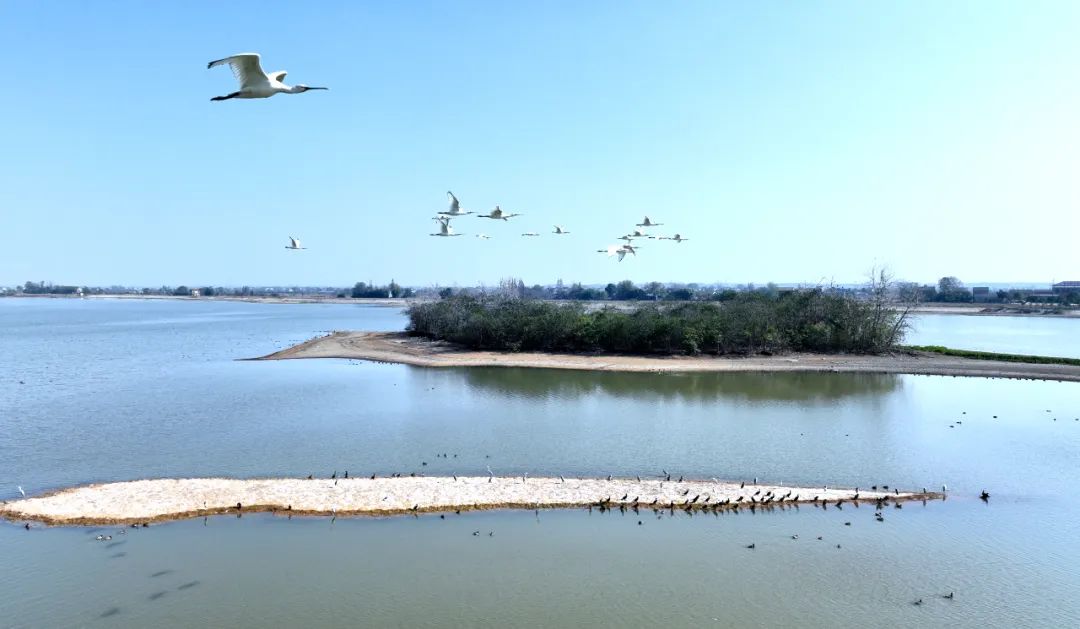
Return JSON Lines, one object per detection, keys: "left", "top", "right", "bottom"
{"left": 407, "top": 289, "right": 908, "bottom": 355}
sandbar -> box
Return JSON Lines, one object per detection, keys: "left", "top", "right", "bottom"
{"left": 253, "top": 332, "right": 1080, "bottom": 382}
{"left": 1, "top": 477, "right": 936, "bottom": 526}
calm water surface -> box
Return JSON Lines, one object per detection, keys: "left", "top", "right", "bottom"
{"left": 908, "top": 312, "right": 1080, "bottom": 358}
{"left": 1, "top": 299, "right": 1078, "bottom": 628}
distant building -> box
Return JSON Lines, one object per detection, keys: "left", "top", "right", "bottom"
{"left": 971, "top": 287, "right": 991, "bottom": 303}
{"left": 1052, "top": 281, "right": 1080, "bottom": 294}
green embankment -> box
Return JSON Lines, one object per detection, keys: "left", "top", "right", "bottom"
{"left": 905, "top": 345, "right": 1080, "bottom": 366}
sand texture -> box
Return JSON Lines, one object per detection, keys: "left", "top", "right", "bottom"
{"left": 254, "top": 331, "right": 1080, "bottom": 382}
{"left": 1, "top": 477, "right": 936, "bottom": 526}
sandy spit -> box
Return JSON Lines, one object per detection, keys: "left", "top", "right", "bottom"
{"left": 253, "top": 331, "right": 1080, "bottom": 382}
{"left": 0, "top": 477, "right": 935, "bottom": 526}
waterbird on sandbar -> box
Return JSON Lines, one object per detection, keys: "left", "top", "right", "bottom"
{"left": 943, "top": 592, "right": 954, "bottom": 600}
{"left": 284, "top": 237, "right": 306, "bottom": 250}
{"left": 913, "top": 599, "right": 923, "bottom": 606}
{"left": 746, "top": 543, "right": 755, "bottom": 549}
{"left": 207, "top": 53, "right": 328, "bottom": 101}
{"left": 17, "top": 486, "right": 25, "bottom": 497}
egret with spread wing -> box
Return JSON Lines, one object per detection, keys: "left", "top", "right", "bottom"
{"left": 440, "top": 191, "right": 473, "bottom": 217}
{"left": 477, "top": 206, "right": 521, "bottom": 221}
{"left": 208, "top": 53, "right": 328, "bottom": 101}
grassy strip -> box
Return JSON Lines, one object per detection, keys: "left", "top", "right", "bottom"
{"left": 905, "top": 345, "right": 1080, "bottom": 366}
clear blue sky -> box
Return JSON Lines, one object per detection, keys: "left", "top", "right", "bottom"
{"left": 1, "top": 1, "right": 1077, "bottom": 288}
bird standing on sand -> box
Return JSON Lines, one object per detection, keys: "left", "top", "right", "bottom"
{"left": 17, "top": 486, "right": 25, "bottom": 498}
{"left": 207, "top": 53, "right": 328, "bottom": 101}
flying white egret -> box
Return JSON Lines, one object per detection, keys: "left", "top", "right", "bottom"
{"left": 637, "top": 216, "right": 663, "bottom": 227}
{"left": 552, "top": 225, "right": 570, "bottom": 235}
{"left": 440, "top": 191, "right": 473, "bottom": 216}
{"left": 430, "top": 217, "right": 462, "bottom": 237}
{"left": 17, "top": 486, "right": 25, "bottom": 497}
{"left": 659, "top": 233, "right": 690, "bottom": 243}
{"left": 285, "top": 237, "right": 306, "bottom": 250}
{"left": 521, "top": 232, "right": 540, "bottom": 237}
{"left": 207, "top": 53, "right": 328, "bottom": 101}
{"left": 597, "top": 245, "right": 627, "bottom": 262}
{"left": 477, "top": 206, "right": 521, "bottom": 220}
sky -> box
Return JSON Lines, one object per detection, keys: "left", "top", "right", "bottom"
{"left": 1, "top": 1, "right": 1078, "bottom": 288}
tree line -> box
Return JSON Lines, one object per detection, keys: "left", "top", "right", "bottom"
{"left": 407, "top": 274, "right": 908, "bottom": 356}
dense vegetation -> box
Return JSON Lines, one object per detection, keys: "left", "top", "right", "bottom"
{"left": 906, "top": 345, "right": 1080, "bottom": 367}
{"left": 407, "top": 288, "right": 908, "bottom": 355}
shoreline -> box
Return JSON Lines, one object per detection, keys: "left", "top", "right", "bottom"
{"left": 0, "top": 477, "right": 937, "bottom": 527}
{"left": 254, "top": 331, "right": 1080, "bottom": 382}
{"left": 5, "top": 295, "right": 1076, "bottom": 317}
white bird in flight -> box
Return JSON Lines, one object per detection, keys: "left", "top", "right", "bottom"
{"left": 620, "top": 243, "right": 642, "bottom": 256}
{"left": 285, "top": 237, "right": 306, "bottom": 250}
{"left": 440, "top": 191, "right": 473, "bottom": 217}
{"left": 430, "top": 217, "right": 462, "bottom": 237}
{"left": 475, "top": 233, "right": 491, "bottom": 240}
{"left": 477, "top": 206, "right": 521, "bottom": 221}
{"left": 521, "top": 232, "right": 540, "bottom": 237}
{"left": 552, "top": 225, "right": 570, "bottom": 235}
{"left": 626, "top": 229, "right": 655, "bottom": 239}
{"left": 637, "top": 216, "right": 663, "bottom": 227}
{"left": 597, "top": 245, "right": 628, "bottom": 262}
{"left": 207, "top": 53, "right": 328, "bottom": 101}
{"left": 659, "top": 233, "right": 690, "bottom": 243}
{"left": 17, "top": 485, "right": 25, "bottom": 497}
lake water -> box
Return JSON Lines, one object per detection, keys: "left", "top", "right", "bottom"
{"left": 1, "top": 298, "right": 1078, "bottom": 628}
{"left": 908, "top": 312, "right": 1080, "bottom": 358}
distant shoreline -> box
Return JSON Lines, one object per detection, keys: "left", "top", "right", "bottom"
{"left": 1, "top": 476, "right": 937, "bottom": 526}
{"left": 254, "top": 331, "right": 1080, "bottom": 382}
{"left": 4, "top": 295, "right": 1076, "bottom": 317}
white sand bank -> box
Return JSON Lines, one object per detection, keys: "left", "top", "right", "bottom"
{"left": 1, "top": 477, "right": 936, "bottom": 526}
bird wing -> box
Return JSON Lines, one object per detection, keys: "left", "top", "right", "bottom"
{"left": 208, "top": 53, "right": 268, "bottom": 89}
{"left": 447, "top": 192, "right": 460, "bottom": 213}
{"left": 617, "top": 250, "right": 627, "bottom": 262}
{"left": 268, "top": 70, "right": 287, "bottom": 84}
{"left": 289, "top": 237, "right": 299, "bottom": 248}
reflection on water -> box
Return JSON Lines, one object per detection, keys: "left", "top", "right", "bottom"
{"left": 0, "top": 299, "right": 1077, "bottom": 628}
{"left": 461, "top": 367, "right": 904, "bottom": 403}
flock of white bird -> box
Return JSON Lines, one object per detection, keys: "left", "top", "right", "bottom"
{"left": 207, "top": 52, "right": 690, "bottom": 262}
{"left": 431, "top": 192, "right": 690, "bottom": 262}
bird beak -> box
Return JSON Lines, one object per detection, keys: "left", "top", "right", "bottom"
{"left": 306, "top": 86, "right": 329, "bottom": 91}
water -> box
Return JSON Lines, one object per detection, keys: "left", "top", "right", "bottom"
{"left": 908, "top": 313, "right": 1080, "bottom": 358}
{"left": 1, "top": 298, "right": 1078, "bottom": 628}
